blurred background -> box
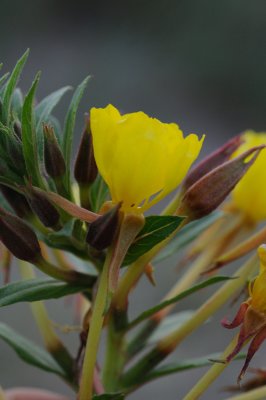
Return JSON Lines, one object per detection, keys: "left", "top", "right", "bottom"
{"left": 1, "top": 0, "right": 266, "bottom": 399}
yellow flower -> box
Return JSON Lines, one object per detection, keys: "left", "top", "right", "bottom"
{"left": 222, "top": 245, "right": 266, "bottom": 382}
{"left": 232, "top": 131, "right": 266, "bottom": 222}
{"left": 90, "top": 105, "right": 204, "bottom": 213}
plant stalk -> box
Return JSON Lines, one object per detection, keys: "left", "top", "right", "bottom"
{"left": 121, "top": 255, "right": 258, "bottom": 389}
{"left": 182, "top": 334, "right": 238, "bottom": 400}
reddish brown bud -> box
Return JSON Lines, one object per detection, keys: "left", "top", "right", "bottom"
{"left": 0, "top": 207, "right": 41, "bottom": 262}
{"left": 0, "top": 185, "right": 31, "bottom": 218}
{"left": 183, "top": 135, "right": 243, "bottom": 191}
{"left": 24, "top": 185, "right": 61, "bottom": 229}
{"left": 179, "top": 145, "right": 265, "bottom": 220}
{"left": 74, "top": 116, "right": 98, "bottom": 185}
{"left": 86, "top": 203, "right": 121, "bottom": 250}
{"left": 43, "top": 124, "right": 66, "bottom": 178}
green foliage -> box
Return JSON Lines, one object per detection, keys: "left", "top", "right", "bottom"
{"left": 62, "top": 76, "right": 90, "bottom": 195}
{"left": 155, "top": 211, "right": 223, "bottom": 264}
{"left": 140, "top": 352, "right": 246, "bottom": 384}
{"left": 35, "top": 85, "right": 71, "bottom": 162}
{"left": 0, "top": 323, "right": 66, "bottom": 377}
{"left": 89, "top": 174, "right": 109, "bottom": 212}
{"left": 128, "top": 275, "right": 232, "bottom": 328}
{"left": 0, "top": 277, "right": 88, "bottom": 307}
{"left": 21, "top": 72, "right": 45, "bottom": 187}
{"left": 1, "top": 49, "right": 29, "bottom": 125}
{"left": 124, "top": 215, "right": 185, "bottom": 265}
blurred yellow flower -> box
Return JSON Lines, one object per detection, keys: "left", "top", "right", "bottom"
{"left": 232, "top": 131, "right": 266, "bottom": 222}
{"left": 90, "top": 105, "right": 204, "bottom": 213}
{"left": 223, "top": 245, "right": 266, "bottom": 382}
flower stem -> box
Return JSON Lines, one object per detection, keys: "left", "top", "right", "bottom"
{"left": 19, "top": 261, "right": 76, "bottom": 387}
{"left": 102, "top": 315, "right": 127, "bottom": 391}
{"left": 224, "top": 387, "right": 266, "bottom": 400}
{"left": 78, "top": 212, "right": 144, "bottom": 400}
{"left": 78, "top": 249, "right": 111, "bottom": 400}
{"left": 121, "top": 255, "right": 258, "bottom": 388}
{"left": 0, "top": 387, "right": 6, "bottom": 400}
{"left": 182, "top": 335, "right": 238, "bottom": 400}
{"left": 113, "top": 218, "right": 187, "bottom": 311}
{"left": 35, "top": 257, "right": 95, "bottom": 286}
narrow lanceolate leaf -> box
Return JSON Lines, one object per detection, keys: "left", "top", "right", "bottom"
{"left": 93, "top": 394, "right": 125, "bottom": 400}
{"left": 123, "top": 215, "right": 185, "bottom": 266}
{"left": 155, "top": 211, "right": 223, "bottom": 264}
{"left": 140, "top": 352, "right": 246, "bottom": 384}
{"left": 89, "top": 174, "right": 109, "bottom": 212}
{"left": 36, "top": 86, "right": 72, "bottom": 130}
{"left": 128, "top": 276, "right": 233, "bottom": 328}
{"left": 0, "top": 277, "right": 86, "bottom": 307}
{"left": 0, "top": 322, "right": 65, "bottom": 376}
{"left": 1, "top": 49, "right": 29, "bottom": 125}
{"left": 147, "top": 311, "right": 195, "bottom": 344}
{"left": 22, "top": 72, "right": 44, "bottom": 187}
{"left": 62, "top": 76, "right": 90, "bottom": 194}
{"left": 0, "top": 72, "right": 10, "bottom": 90}
{"left": 35, "top": 86, "right": 71, "bottom": 162}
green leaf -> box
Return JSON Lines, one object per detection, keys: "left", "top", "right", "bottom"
{"left": 147, "top": 311, "right": 194, "bottom": 344}
{"left": 22, "top": 72, "right": 45, "bottom": 187}
{"left": 0, "top": 277, "right": 87, "bottom": 307}
{"left": 128, "top": 276, "right": 233, "bottom": 328}
{"left": 11, "top": 88, "right": 24, "bottom": 119}
{"left": 141, "top": 352, "right": 246, "bottom": 383}
{"left": 62, "top": 76, "right": 90, "bottom": 195}
{"left": 1, "top": 49, "right": 29, "bottom": 125}
{"left": 0, "top": 72, "right": 9, "bottom": 91}
{"left": 36, "top": 86, "right": 71, "bottom": 130}
{"left": 93, "top": 394, "right": 124, "bottom": 400}
{"left": 154, "top": 211, "right": 223, "bottom": 264}
{"left": 89, "top": 174, "right": 109, "bottom": 212}
{"left": 0, "top": 322, "right": 65, "bottom": 376}
{"left": 35, "top": 86, "right": 71, "bottom": 162}
{"left": 123, "top": 215, "right": 185, "bottom": 266}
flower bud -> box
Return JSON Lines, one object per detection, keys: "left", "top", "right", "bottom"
{"left": 179, "top": 145, "right": 265, "bottom": 220}
{"left": 86, "top": 203, "right": 121, "bottom": 250}
{"left": 0, "top": 207, "right": 41, "bottom": 262}
{"left": 24, "top": 185, "right": 61, "bottom": 229}
{"left": 183, "top": 135, "right": 243, "bottom": 191}
{"left": 74, "top": 115, "right": 98, "bottom": 185}
{"left": 13, "top": 121, "right": 22, "bottom": 140}
{"left": 43, "top": 124, "right": 66, "bottom": 178}
{"left": 0, "top": 185, "right": 31, "bottom": 218}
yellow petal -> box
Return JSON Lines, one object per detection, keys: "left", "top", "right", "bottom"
{"left": 90, "top": 105, "right": 204, "bottom": 213}
{"left": 232, "top": 131, "right": 266, "bottom": 222}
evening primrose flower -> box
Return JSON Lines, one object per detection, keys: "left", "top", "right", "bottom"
{"left": 222, "top": 245, "right": 266, "bottom": 382}
{"left": 90, "top": 105, "right": 204, "bottom": 213}
{"left": 231, "top": 131, "right": 266, "bottom": 222}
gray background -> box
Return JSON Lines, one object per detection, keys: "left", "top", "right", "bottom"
{"left": 1, "top": 0, "right": 266, "bottom": 399}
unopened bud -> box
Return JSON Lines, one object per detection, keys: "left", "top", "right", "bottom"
{"left": 86, "top": 203, "right": 121, "bottom": 250}
{"left": 24, "top": 185, "right": 61, "bottom": 229}
{"left": 74, "top": 116, "right": 98, "bottom": 185}
{"left": 0, "top": 207, "right": 41, "bottom": 262}
{"left": 179, "top": 145, "right": 265, "bottom": 220}
{"left": 13, "top": 121, "right": 22, "bottom": 140}
{"left": 0, "top": 185, "right": 31, "bottom": 218}
{"left": 183, "top": 135, "right": 243, "bottom": 191}
{"left": 43, "top": 124, "right": 66, "bottom": 178}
